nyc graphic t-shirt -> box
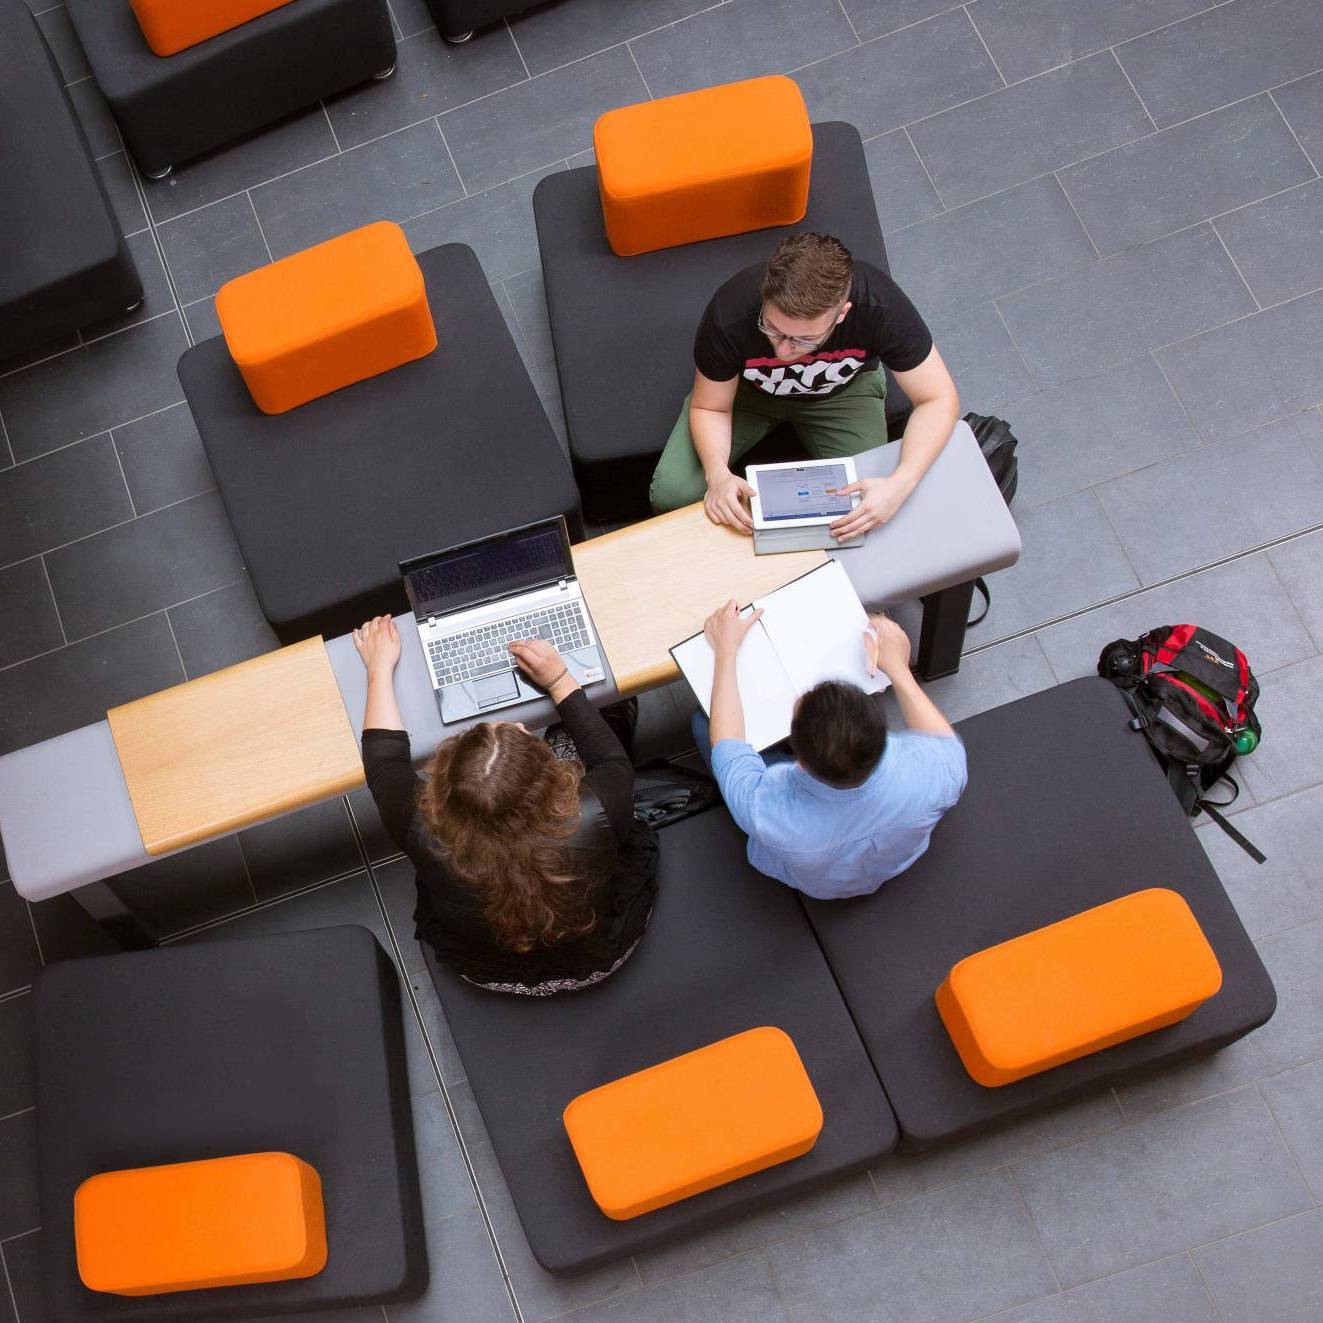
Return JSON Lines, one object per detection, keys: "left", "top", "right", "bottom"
{"left": 693, "top": 260, "right": 933, "bottom": 400}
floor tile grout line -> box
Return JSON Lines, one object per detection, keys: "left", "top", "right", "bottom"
{"left": 107, "top": 435, "right": 138, "bottom": 519}
{"left": 625, "top": 41, "right": 654, "bottom": 99}
{"left": 990, "top": 300, "right": 1039, "bottom": 390}
{"left": 503, "top": 16, "right": 532, "bottom": 82}
{"left": 1208, "top": 219, "right": 1262, "bottom": 311}
{"left": 0, "top": 1103, "right": 34, "bottom": 1125}
{"left": 836, "top": 0, "right": 860, "bottom": 44}
{"left": 902, "top": 124, "right": 947, "bottom": 211}
{"left": 0, "top": 305, "right": 185, "bottom": 381}
{"left": 1268, "top": 87, "right": 1322, "bottom": 177}
{"left": 353, "top": 847, "right": 527, "bottom": 1323}
{"left": 320, "top": 99, "right": 343, "bottom": 154}
{"left": 1051, "top": 170, "right": 1102, "bottom": 260}
{"left": 124, "top": 149, "right": 192, "bottom": 350}
{"left": 0, "top": 1228, "right": 39, "bottom": 1249}
{"left": 961, "top": 3, "right": 1007, "bottom": 87}
{"left": 1186, "top": 1249, "right": 1229, "bottom": 1322}
{"left": 1259, "top": 551, "right": 1323, "bottom": 655}
{"left": 1006, "top": 1164, "right": 1063, "bottom": 1291}
{"left": 0, "top": 407, "right": 13, "bottom": 468}
{"left": 0, "top": 401, "right": 186, "bottom": 470}
{"left": 434, "top": 118, "right": 468, "bottom": 198}
{"left": 1257, "top": 1078, "right": 1321, "bottom": 1206}
{"left": 36, "top": 555, "right": 68, "bottom": 648}
{"left": 161, "top": 610, "right": 189, "bottom": 684}
{"left": 246, "top": 190, "right": 275, "bottom": 263}
{"left": 0, "top": 1238, "right": 23, "bottom": 1323}
{"left": 1149, "top": 349, "right": 1211, "bottom": 452}
{"left": 1109, "top": 46, "right": 1160, "bottom": 134}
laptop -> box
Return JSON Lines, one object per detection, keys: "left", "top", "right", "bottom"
{"left": 400, "top": 518, "right": 606, "bottom": 723}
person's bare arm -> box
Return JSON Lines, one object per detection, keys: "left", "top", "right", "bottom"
{"left": 690, "top": 370, "right": 755, "bottom": 532}
{"left": 864, "top": 612, "right": 955, "bottom": 738}
{"left": 704, "top": 599, "right": 764, "bottom": 744}
{"left": 353, "top": 615, "right": 405, "bottom": 731}
{"left": 831, "top": 345, "right": 960, "bottom": 539}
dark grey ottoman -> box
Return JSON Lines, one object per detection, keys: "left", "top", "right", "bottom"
{"left": 423, "top": 0, "right": 527, "bottom": 41}
{"left": 533, "top": 121, "right": 911, "bottom": 522}
{"left": 65, "top": 0, "right": 395, "bottom": 177}
{"left": 33, "top": 925, "right": 428, "bottom": 1319}
{"left": 179, "top": 241, "right": 580, "bottom": 643}
{"left": 803, "top": 678, "right": 1277, "bottom": 1150}
{"left": 424, "top": 808, "right": 898, "bottom": 1275}
{"left": 0, "top": 0, "right": 141, "bottom": 361}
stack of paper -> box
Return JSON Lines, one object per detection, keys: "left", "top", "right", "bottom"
{"left": 672, "top": 560, "right": 888, "bottom": 751}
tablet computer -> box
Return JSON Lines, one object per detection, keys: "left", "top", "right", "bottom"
{"left": 747, "top": 457, "right": 860, "bottom": 530}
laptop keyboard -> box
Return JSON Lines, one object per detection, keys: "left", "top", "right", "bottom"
{"left": 429, "top": 602, "right": 592, "bottom": 685}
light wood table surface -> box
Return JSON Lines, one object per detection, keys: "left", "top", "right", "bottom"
{"left": 107, "top": 636, "right": 365, "bottom": 855}
{"left": 572, "top": 502, "right": 825, "bottom": 694}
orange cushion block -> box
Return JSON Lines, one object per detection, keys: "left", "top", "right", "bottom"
{"left": 130, "top": 0, "right": 297, "bottom": 57}
{"left": 74, "top": 1152, "right": 327, "bottom": 1296}
{"left": 936, "top": 887, "right": 1223, "bottom": 1087}
{"left": 593, "top": 76, "right": 813, "bottom": 257}
{"left": 563, "top": 1026, "right": 822, "bottom": 1220}
{"left": 216, "top": 220, "right": 436, "bottom": 414}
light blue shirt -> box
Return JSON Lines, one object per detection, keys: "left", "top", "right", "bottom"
{"left": 711, "top": 732, "right": 968, "bottom": 899}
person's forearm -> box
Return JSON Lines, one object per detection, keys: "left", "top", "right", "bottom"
{"left": 891, "top": 393, "right": 961, "bottom": 499}
{"left": 690, "top": 404, "right": 735, "bottom": 481}
{"left": 363, "top": 669, "right": 405, "bottom": 732}
{"left": 889, "top": 668, "right": 955, "bottom": 738}
{"left": 709, "top": 652, "right": 746, "bottom": 745}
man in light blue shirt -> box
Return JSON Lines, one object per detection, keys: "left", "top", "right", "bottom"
{"left": 696, "top": 601, "right": 967, "bottom": 900}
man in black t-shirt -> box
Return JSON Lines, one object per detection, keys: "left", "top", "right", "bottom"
{"left": 648, "top": 233, "right": 960, "bottom": 538}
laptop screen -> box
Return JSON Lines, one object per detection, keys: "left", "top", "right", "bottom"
{"left": 406, "top": 521, "right": 570, "bottom": 618}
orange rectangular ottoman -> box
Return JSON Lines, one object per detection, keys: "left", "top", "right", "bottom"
{"left": 936, "top": 887, "right": 1223, "bottom": 1087}
{"left": 593, "top": 75, "right": 813, "bottom": 257}
{"left": 74, "top": 1151, "right": 327, "bottom": 1296}
{"left": 562, "top": 1026, "right": 822, "bottom": 1220}
{"left": 129, "top": 0, "right": 298, "bottom": 57}
{"left": 216, "top": 220, "right": 436, "bottom": 415}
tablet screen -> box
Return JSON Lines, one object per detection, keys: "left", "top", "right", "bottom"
{"left": 756, "top": 463, "right": 852, "bottom": 520}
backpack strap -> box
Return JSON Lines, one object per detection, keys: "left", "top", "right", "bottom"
{"left": 967, "top": 577, "right": 991, "bottom": 627}
{"left": 1198, "top": 797, "right": 1267, "bottom": 864}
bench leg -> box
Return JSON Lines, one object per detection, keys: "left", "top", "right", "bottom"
{"left": 72, "top": 882, "right": 158, "bottom": 950}
{"left": 917, "top": 580, "right": 974, "bottom": 681}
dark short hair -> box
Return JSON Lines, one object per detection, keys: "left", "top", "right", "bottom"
{"left": 761, "top": 233, "right": 853, "bottom": 320}
{"left": 790, "top": 681, "right": 887, "bottom": 788}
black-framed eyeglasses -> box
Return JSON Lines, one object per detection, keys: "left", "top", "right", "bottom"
{"left": 756, "top": 304, "right": 843, "bottom": 354}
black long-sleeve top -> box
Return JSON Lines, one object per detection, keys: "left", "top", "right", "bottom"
{"left": 361, "top": 691, "right": 658, "bottom": 987}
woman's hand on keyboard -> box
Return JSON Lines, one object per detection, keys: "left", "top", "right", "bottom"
{"left": 509, "top": 638, "right": 579, "bottom": 700}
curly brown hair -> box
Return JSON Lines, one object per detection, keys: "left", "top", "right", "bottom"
{"left": 418, "top": 723, "right": 596, "bottom": 952}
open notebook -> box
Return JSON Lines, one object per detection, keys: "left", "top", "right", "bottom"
{"left": 671, "top": 559, "right": 889, "bottom": 752}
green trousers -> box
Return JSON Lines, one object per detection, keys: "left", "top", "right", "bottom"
{"left": 648, "top": 366, "right": 891, "bottom": 513}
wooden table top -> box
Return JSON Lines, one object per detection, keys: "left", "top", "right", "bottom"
{"left": 107, "top": 637, "right": 365, "bottom": 856}
{"left": 571, "top": 502, "right": 826, "bottom": 694}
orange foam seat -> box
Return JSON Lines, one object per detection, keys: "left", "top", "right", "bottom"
{"left": 130, "top": 0, "right": 297, "bottom": 57}
{"left": 563, "top": 1026, "right": 822, "bottom": 1220}
{"left": 936, "top": 888, "right": 1223, "bottom": 1087}
{"left": 216, "top": 220, "right": 436, "bottom": 414}
{"left": 593, "top": 76, "right": 813, "bottom": 257}
{"left": 74, "top": 1152, "right": 327, "bottom": 1296}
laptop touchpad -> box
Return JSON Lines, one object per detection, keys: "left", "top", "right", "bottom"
{"left": 474, "top": 671, "right": 521, "bottom": 708}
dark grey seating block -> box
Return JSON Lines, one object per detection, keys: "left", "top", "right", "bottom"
{"left": 424, "top": 808, "right": 898, "bottom": 1275}
{"left": 180, "top": 241, "right": 579, "bottom": 643}
{"left": 0, "top": 0, "right": 140, "bottom": 361}
{"left": 34, "top": 925, "right": 427, "bottom": 1319}
{"left": 422, "top": 0, "right": 527, "bottom": 39}
{"left": 65, "top": 0, "right": 394, "bottom": 175}
{"left": 803, "top": 678, "right": 1277, "bottom": 1150}
{"left": 533, "top": 120, "right": 911, "bottom": 521}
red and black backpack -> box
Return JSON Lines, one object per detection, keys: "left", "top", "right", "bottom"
{"left": 1098, "top": 625, "right": 1264, "bottom": 861}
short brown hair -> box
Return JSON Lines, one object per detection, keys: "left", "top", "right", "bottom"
{"left": 790, "top": 681, "right": 887, "bottom": 788}
{"left": 761, "top": 233, "right": 853, "bottom": 320}
{"left": 419, "top": 724, "right": 595, "bottom": 952}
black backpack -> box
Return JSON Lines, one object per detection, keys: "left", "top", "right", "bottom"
{"left": 965, "top": 412, "right": 1019, "bottom": 626}
{"left": 1098, "top": 625, "right": 1264, "bottom": 861}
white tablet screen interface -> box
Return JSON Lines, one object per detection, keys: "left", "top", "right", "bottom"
{"left": 755, "top": 463, "right": 852, "bottom": 521}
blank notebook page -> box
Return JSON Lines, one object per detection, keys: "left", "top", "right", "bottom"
{"left": 756, "top": 560, "right": 888, "bottom": 699}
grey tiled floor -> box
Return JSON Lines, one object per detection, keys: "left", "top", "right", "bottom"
{"left": 2, "top": 0, "right": 1323, "bottom": 1318}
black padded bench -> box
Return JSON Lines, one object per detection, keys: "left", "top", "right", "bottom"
{"left": 804, "top": 678, "right": 1277, "bottom": 1150}
{"left": 179, "top": 242, "right": 581, "bottom": 644}
{"left": 34, "top": 925, "right": 427, "bottom": 1320}
{"left": 533, "top": 121, "right": 911, "bottom": 522}
{"left": 424, "top": 809, "right": 898, "bottom": 1275}
{"left": 0, "top": 0, "right": 141, "bottom": 362}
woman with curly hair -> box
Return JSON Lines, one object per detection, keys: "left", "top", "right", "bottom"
{"left": 353, "top": 615, "right": 658, "bottom": 995}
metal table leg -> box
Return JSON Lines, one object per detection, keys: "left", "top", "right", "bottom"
{"left": 917, "top": 579, "right": 974, "bottom": 681}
